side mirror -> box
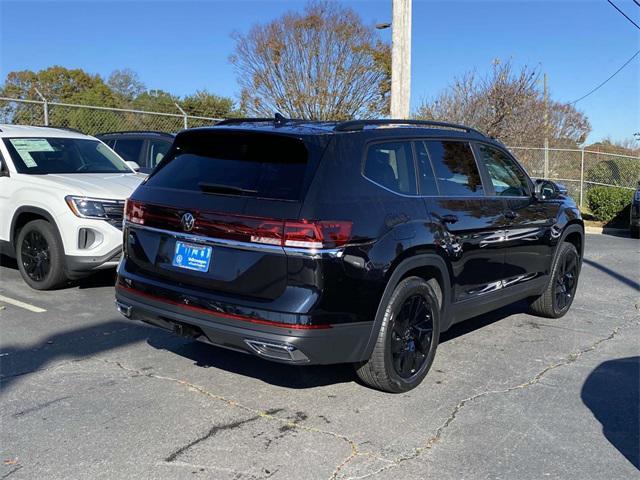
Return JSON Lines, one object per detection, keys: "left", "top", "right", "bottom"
{"left": 126, "top": 161, "right": 141, "bottom": 172}
{"left": 534, "top": 179, "right": 560, "bottom": 200}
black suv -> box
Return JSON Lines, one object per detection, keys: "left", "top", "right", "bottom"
{"left": 98, "top": 131, "right": 174, "bottom": 174}
{"left": 115, "top": 118, "right": 584, "bottom": 392}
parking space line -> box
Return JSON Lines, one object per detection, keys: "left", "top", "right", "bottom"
{"left": 0, "top": 294, "right": 47, "bottom": 313}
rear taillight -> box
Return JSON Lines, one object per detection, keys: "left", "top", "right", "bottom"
{"left": 283, "top": 220, "right": 352, "bottom": 249}
{"left": 250, "top": 221, "right": 284, "bottom": 246}
{"left": 123, "top": 201, "right": 351, "bottom": 250}
{"left": 124, "top": 199, "right": 145, "bottom": 225}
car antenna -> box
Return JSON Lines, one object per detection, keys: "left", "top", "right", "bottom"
{"left": 274, "top": 112, "right": 287, "bottom": 126}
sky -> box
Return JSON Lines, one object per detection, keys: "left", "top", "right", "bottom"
{"left": 0, "top": 0, "right": 638, "bottom": 144}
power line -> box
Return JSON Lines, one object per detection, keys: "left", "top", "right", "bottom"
{"left": 633, "top": 0, "right": 640, "bottom": 8}
{"left": 569, "top": 49, "right": 640, "bottom": 104}
{"left": 607, "top": 0, "right": 640, "bottom": 30}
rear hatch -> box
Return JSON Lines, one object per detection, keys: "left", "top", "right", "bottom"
{"left": 124, "top": 128, "right": 330, "bottom": 300}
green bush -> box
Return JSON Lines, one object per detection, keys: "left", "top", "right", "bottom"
{"left": 586, "top": 186, "right": 632, "bottom": 223}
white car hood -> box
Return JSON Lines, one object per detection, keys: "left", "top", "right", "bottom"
{"left": 42, "top": 173, "right": 145, "bottom": 200}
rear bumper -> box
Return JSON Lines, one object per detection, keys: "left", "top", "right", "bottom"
{"left": 114, "top": 284, "right": 373, "bottom": 365}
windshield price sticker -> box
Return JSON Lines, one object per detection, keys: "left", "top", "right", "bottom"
{"left": 9, "top": 138, "right": 55, "bottom": 168}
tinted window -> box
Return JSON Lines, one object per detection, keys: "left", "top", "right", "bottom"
{"left": 364, "top": 141, "right": 417, "bottom": 195}
{"left": 4, "top": 137, "right": 131, "bottom": 174}
{"left": 477, "top": 144, "right": 530, "bottom": 196}
{"left": 113, "top": 138, "right": 144, "bottom": 162}
{"left": 425, "top": 141, "right": 484, "bottom": 196}
{"left": 414, "top": 141, "right": 438, "bottom": 195}
{"left": 148, "top": 139, "right": 171, "bottom": 168}
{"left": 145, "top": 132, "right": 309, "bottom": 200}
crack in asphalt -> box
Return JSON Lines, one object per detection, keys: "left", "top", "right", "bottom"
{"left": 102, "top": 359, "right": 362, "bottom": 478}
{"left": 342, "top": 318, "right": 639, "bottom": 480}
{"left": 165, "top": 415, "right": 263, "bottom": 463}
{"left": 0, "top": 465, "right": 22, "bottom": 479}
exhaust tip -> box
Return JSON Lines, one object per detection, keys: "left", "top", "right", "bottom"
{"left": 244, "top": 339, "right": 309, "bottom": 363}
{"left": 115, "top": 300, "right": 132, "bottom": 318}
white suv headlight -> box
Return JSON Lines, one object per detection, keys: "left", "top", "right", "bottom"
{"left": 65, "top": 196, "right": 120, "bottom": 219}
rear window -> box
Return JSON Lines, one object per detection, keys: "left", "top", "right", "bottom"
{"left": 363, "top": 141, "right": 417, "bottom": 195}
{"left": 146, "top": 132, "right": 310, "bottom": 200}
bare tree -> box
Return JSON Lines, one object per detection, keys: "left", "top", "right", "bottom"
{"left": 230, "top": 1, "right": 390, "bottom": 120}
{"left": 415, "top": 60, "right": 591, "bottom": 147}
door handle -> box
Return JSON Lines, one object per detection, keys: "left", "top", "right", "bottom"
{"left": 504, "top": 210, "right": 517, "bottom": 220}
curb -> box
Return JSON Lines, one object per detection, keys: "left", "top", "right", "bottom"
{"left": 585, "top": 226, "right": 629, "bottom": 235}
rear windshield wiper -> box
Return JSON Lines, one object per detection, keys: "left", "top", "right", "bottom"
{"left": 197, "top": 182, "right": 258, "bottom": 196}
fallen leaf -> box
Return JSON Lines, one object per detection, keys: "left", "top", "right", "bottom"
{"left": 4, "top": 458, "right": 18, "bottom": 465}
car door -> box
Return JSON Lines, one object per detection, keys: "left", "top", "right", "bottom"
{"left": 0, "top": 146, "right": 14, "bottom": 244}
{"left": 418, "top": 139, "right": 508, "bottom": 303}
{"left": 474, "top": 142, "right": 558, "bottom": 287}
{"left": 111, "top": 137, "right": 145, "bottom": 170}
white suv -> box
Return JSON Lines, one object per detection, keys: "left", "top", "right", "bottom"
{"left": 0, "top": 125, "right": 145, "bottom": 289}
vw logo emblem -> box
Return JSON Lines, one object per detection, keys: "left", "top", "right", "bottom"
{"left": 181, "top": 212, "right": 195, "bottom": 232}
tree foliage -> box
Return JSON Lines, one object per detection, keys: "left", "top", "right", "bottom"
{"left": 1, "top": 66, "right": 238, "bottom": 133}
{"left": 415, "top": 60, "right": 591, "bottom": 147}
{"left": 107, "top": 69, "right": 146, "bottom": 101}
{"left": 230, "top": 0, "right": 390, "bottom": 120}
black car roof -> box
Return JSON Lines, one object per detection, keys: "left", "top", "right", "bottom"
{"left": 96, "top": 131, "right": 175, "bottom": 138}
{"left": 187, "top": 118, "right": 500, "bottom": 145}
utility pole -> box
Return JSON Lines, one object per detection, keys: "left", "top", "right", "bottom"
{"left": 390, "top": 0, "right": 412, "bottom": 119}
{"left": 543, "top": 73, "right": 549, "bottom": 178}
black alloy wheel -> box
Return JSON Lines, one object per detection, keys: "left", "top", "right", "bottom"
{"left": 21, "top": 230, "right": 51, "bottom": 282}
{"left": 391, "top": 294, "right": 434, "bottom": 378}
{"left": 16, "top": 219, "right": 68, "bottom": 290}
{"left": 356, "top": 276, "right": 441, "bottom": 393}
{"left": 554, "top": 249, "right": 578, "bottom": 312}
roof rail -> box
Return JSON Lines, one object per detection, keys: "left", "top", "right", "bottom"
{"left": 36, "top": 125, "right": 84, "bottom": 134}
{"left": 216, "top": 113, "right": 294, "bottom": 127}
{"left": 215, "top": 117, "right": 274, "bottom": 126}
{"left": 334, "top": 119, "right": 486, "bottom": 136}
{"left": 95, "top": 130, "right": 174, "bottom": 137}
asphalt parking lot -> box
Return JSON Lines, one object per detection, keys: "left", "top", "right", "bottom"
{"left": 0, "top": 233, "right": 638, "bottom": 479}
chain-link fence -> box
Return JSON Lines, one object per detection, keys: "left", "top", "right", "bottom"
{"left": 1, "top": 97, "right": 638, "bottom": 208}
{"left": 0, "top": 97, "right": 221, "bottom": 136}
{"left": 509, "top": 147, "right": 640, "bottom": 207}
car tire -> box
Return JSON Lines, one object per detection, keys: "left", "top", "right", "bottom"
{"left": 16, "top": 219, "right": 68, "bottom": 290}
{"left": 529, "top": 242, "right": 580, "bottom": 319}
{"left": 631, "top": 226, "right": 640, "bottom": 239}
{"left": 355, "top": 276, "right": 440, "bottom": 393}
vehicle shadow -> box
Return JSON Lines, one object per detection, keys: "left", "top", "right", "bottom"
{"left": 147, "top": 334, "right": 358, "bottom": 389}
{"left": 581, "top": 357, "right": 639, "bottom": 470}
{"left": 582, "top": 258, "right": 640, "bottom": 291}
{"left": 147, "top": 300, "right": 530, "bottom": 390}
{"left": 0, "top": 320, "right": 165, "bottom": 393}
{"left": 0, "top": 253, "right": 117, "bottom": 289}
{"left": 0, "top": 254, "right": 18, "bottom": 269}
{"left": 75, "top": 269, "right": 117, "bottom": 289}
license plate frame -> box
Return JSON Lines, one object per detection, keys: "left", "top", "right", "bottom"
{"left": 171, "top": 241, "right": 212, "bottom": 273}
